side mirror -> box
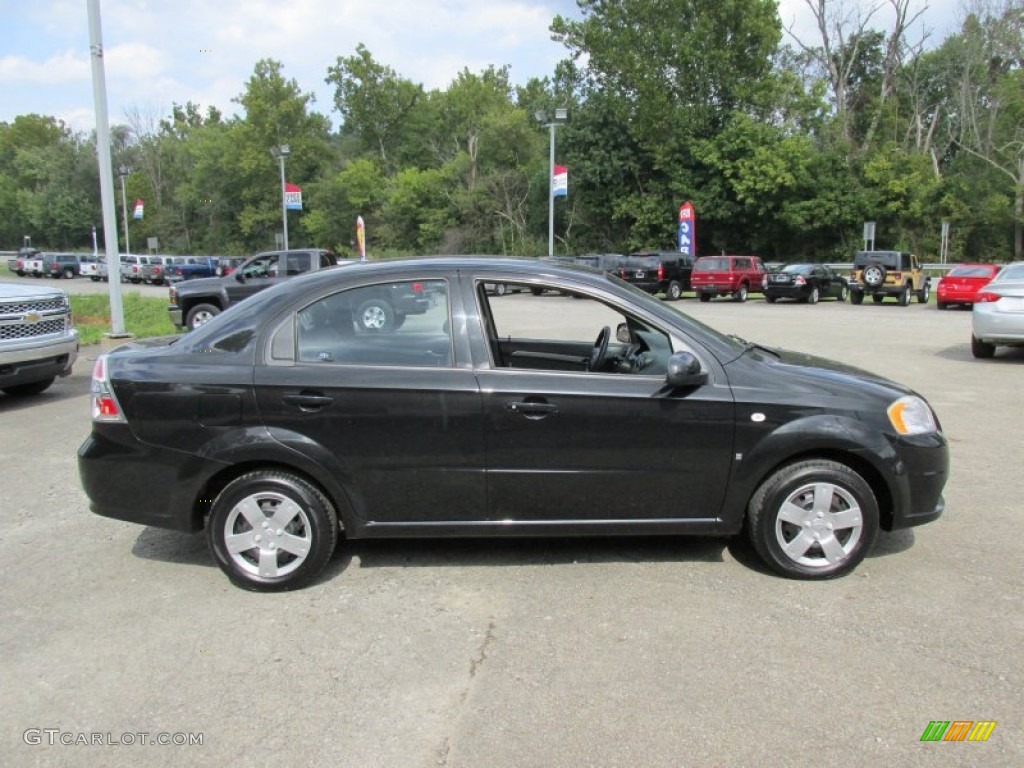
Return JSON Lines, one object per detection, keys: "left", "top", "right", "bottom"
{"left": 665, "top": 351, "right": 708, "bottom": 388}
{"left": 234, "top": 271, "right": 246, "bottom": 283}
{"left": 615, "top": 322, "right": 631, "bottom": 344}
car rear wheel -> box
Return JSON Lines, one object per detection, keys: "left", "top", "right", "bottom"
{"left": 898, "top": 286, "right": 911, "bottom": 306}
{"left": 807, "top": 287, "right": 819, "bottom": 304}
{"left": 837, "top": 284, "right": 848, "bottom": 302}
{"left": 494, "top": 283, "right": 508, "bottom": 296}
{"left": 971, "top": 335, "right": 996, "bottom": 359}
{"left": 666, "top": 280, "right": 682, "bottom": 301}
{"left": 2, "top": 377, "right": 55, "bottom": 397}
{"left": 734, "top": 284, "right": 748, "bottom": 302}
{"left": 765, "top": 295, "right": 777, "bottom": 303}
{"left": 186, "top": 303, "right": 221, "bottom": 330}
{"left": 207, "top": 470, "right": 339, "bottom": 591}
{"left": 936, "top": 301, "right": 947, "bottom": 310}
{"left": 62, "top": 267, "right": 75, "bottom": 279}
{"left": 356, "top": 297, "right": 395, "bottom": 331}
{"left": 699, "top": 293, "right": 711, "bottom": 303}
{"left": 850, "top": 291, "right": 863, "bottom": 305}
{"left": 746, "top": 460, "right": 879, "bottom": 579}
{"left": 917, "top": 281, "right": 930, "bottom": 304}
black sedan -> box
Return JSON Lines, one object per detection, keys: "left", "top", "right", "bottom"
{"left": 763, "top": 263, "right": 849, "bottom": 304}
{"left": 78, "top": 258, "right": 948, "bottom": 590}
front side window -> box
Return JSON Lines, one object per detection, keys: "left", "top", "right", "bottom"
{"left": 285, "top": 252, "right": 312, "bottom": 275}
{"left": 296, "top": 279, "right": 451, "bottom": 367}
{"left": 479, "top": 281, "right": 673, "bottom": 375}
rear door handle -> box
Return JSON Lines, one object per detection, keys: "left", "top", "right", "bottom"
{"left": 282, "top": 392, "right": 334, "bottom": 411}
{"left": 505, "top": 400, "right": 559, "bottom": 419}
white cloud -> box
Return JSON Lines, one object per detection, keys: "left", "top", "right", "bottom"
{"left": 0, "top": 50, "right": 89, "bottom": 85}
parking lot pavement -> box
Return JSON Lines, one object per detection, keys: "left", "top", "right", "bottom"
{"left": 1, "top": 297, "right": 1021, "bottom": 767}
{"left": 2, "top": 271, "right": 171, "bottom": 297}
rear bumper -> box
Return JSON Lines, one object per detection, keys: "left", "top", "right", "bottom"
{"left": 972, "top": 306, "right": 1024, "bottom": 344}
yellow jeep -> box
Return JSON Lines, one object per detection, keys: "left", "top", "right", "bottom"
{"left": 849, "top": 251, "right": 930, "bottom": 306}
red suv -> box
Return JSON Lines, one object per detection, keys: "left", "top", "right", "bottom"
{"left": 692, "top": 255, "right": 766, "bottom": 302}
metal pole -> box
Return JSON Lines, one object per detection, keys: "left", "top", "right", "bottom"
{"left": 548, "top": 122, "right": 555, "bottom": 257}
{"left": 119, "top": 173, "right": 130, "bottom": 256}
{"left": 279, "top": 153, "right": 289, "bottom": 251}
{"left": 87, "top": 0, "right": 126, "bottom": 335}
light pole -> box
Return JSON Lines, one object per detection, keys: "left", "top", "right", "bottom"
{"left": 536, "top": 107, "right": 567, "bottom": 257}
{"left": 117, "top": 164, "right": 130, "bottom": 255}
{"left": 272, "top": 144, "right": 290, "bottom": 250}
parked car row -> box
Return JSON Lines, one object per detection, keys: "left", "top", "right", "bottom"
{"left": 7, "top": 251, "right": 98, "bottom": 279}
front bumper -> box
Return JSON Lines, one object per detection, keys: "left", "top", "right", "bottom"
{"left": 0, "top": 334, "right": 79, "bottom": 388}
{"left": 884, "top": 431, "right": 949, "bottom": 531}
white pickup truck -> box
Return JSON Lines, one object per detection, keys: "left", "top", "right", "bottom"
{"left": 0, "top": 282, "right": 79, "bottom": 396}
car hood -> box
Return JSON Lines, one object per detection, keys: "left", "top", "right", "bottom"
{"left": 174, "top": 275, "right": 226, "bottom": 293}
{"left": 726, "top": 345, "right": 915, "bottom": 403}
{"left": 0, "top": 282, "right": 68, "bottom": 300}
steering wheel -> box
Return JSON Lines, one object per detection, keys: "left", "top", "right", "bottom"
{"left": 589, "top": 326, "right": 611, "bottom": 371}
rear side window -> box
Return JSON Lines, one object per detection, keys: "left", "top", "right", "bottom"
{"left": 295, "top": 280, "right": 451, "bottom": 367}
{"left": 695, "top": 258, "right": 728, "bottom": 271}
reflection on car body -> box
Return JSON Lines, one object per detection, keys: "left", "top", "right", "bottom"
{"left": 78, "top": 258, "right": 949, "bottom": 591}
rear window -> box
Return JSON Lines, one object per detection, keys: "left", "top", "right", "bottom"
{"left": 625, "top": 255, "right": 660, "bottom": 269}
{"left": 947, "top": 266, "right": 996, "bottom": 278}
{"left": 782, "top": 264, "right": 813, "bottom": 275}
{"left": 855, "top": 252, "right": 900, "bottom": 268}
{"left": 694, "top": 258, "right": 728, "bottom": 272}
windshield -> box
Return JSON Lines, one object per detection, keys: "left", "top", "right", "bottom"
{"left": 947, "top": 266, "right": 996, "bottom": 278}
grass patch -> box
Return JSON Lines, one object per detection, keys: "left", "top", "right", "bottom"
{"left": 71, "top": 294, "right": 179, "bottom": 345}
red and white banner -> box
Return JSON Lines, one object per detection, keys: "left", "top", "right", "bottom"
{"left": 132, "top": 199, "right": 144, "bottom": 220}
{"left": 553, "top": 165, "right": 568, "bottom": 197}
{"left": 284, "top": 183, "right": 302, "bottom": 211}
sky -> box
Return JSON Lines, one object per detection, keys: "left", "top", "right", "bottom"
{"left": 0, "top": 0, "right": 966, "bottom": 133}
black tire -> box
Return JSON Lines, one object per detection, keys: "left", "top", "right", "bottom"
{"left": 837, "top": 284, "right": 848, "bottom": 302}
{"left": 734, "top": 284, "right": 748, "bottom": 302}
{"left": 850, "top": 291, "right": 864, "bottom": 305}
{"left": 207, "top": 470, "right": 339, "bottom": 591}
{"left": 971, "top": 335, "right": 995, "bottom": 359}
{"left": 356, "top": 297, "right": 395, "bottom": 331}
{"left": 917, "top": 281, "right": 930, "bottom": 304}
{"left": 765, "top": 295, "right": 777, "bottom": 303}
{"left": 2, "top": 377, "right": 55, "bottom": 397}
{"left": 746, "top": 459, "right": 879, "bottom": 580}
{"left": 936, "top": 301, "right": 947, "bottom": 310}
{"left": 392, "top": 313, "right": 406, "bottom": 330}
{"left": 494, "top": 283, "right": 508, "bottom": 296}
{"left": 666, "top": 280, "right": 682, "bottom": 301}
{"left": 872, "top": 294, "right": 885, "bottom": 304}
{"left": 898, "top": 285, "right": 911, "bottom": 306}
{"left": 699, "top": 293, "right": 711, "bottom": 303}
{"left": 807, "top": 286, "right": 819, "bottom": 305}
{"left": 62, "top": 267, "right": 75, "bottom": 279}
{"left": 90, "top": 276, "right": 100, "bottom": 282}
{"left": 530, "top": 287, "right": 543, "bottom": 296}
{"left": 862, "top": 263, "right": 886, "bottom": 288}
{"left": 186, "top": 303, "right": 222, "bottom": 330}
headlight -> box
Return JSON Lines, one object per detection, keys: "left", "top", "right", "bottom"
{"left": 887, "top": 395, "right": 938, "bottom": 435}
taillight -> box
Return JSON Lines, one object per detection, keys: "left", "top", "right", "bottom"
{"left": 658, "top": 264, "right": 664, "bottom": 281}
{"left": 975, "top": 291, "right": 1001, "bottom": 303}
{"left": 91, "top": 355, "right": 126, "bottom": 423}
{"left": 761, "top": 275, "right": 767, "bottom": 289}
{"left": 794, "top": 275, "right": 806, "bottom": 286}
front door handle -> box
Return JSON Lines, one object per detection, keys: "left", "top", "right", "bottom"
{"left": 505, "top": 400, "right": 559, "bottom": 419}
{"left": 282, "top": 392, "right": 333, "bottom": 411}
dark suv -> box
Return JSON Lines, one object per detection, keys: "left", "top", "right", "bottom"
{"left": 849, "top": 251, "right": 930, "bottom": 306}
{"left": 619, "top": 251, "right": 693, "bottom": 300}
{"left": 41, "top": 253, "right": 82, "bottom": 279}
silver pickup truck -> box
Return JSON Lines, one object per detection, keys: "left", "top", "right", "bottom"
{"left": 0, "top": 282, "right": 79, "bottom": 396}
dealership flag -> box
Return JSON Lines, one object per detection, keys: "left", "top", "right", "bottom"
{"left": 284, "top": 183, "right": 303, "bottom": 211}
{"left": 132, "top": 198, "right": 144, "bottom": 220}
{"left": 553, "top": 165, "right": 568, "bottom": 197}
{"left": 356, "top": 215, "right": 366, "bottom": 261}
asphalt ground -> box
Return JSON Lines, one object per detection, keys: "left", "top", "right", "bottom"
{"left": 1, "top": 275, "right": 1021, "bottom": 767}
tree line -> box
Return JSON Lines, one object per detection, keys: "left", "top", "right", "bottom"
{"left": 1, "top": 0, "right": 1021, "bottom": 262}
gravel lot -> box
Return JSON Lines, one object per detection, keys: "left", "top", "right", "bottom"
{"left": 1, "top": 278, "right": 1021, "bottom": 767}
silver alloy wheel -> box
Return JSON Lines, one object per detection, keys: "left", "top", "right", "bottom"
{"left": 191, "top": 309, "right": 216, "bottom": 328}
{"left": 773, "top": 481, "right": 863, "bottom": 569}
{"left": 222, "top": 491, "right": 312, "bottom": 579}
{"left": 361, "top": 304, "right": 387, "bottom": 329}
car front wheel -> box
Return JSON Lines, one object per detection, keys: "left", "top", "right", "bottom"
{"left": 207, "top": 470, "right": 339, "bottom": 591}
{"left": 186, "top": 303, "right": 221, "bottom": 330}
{"left": 746, "top": 460, "right": 879, "bottom": 579}
{"left": 918, "top": 282, "right": 930, "bottom": 304}
{"left": 838, "top": 284, "right": 848, "bottom": 302}
{"left": 898, "top": 286, "right": 911, "bottom": 306}
{"left": 666, "top": 280, "right": 682, "bottom": 301}
{"left": 734, "top": 284, "right": 748, "bottom": 302}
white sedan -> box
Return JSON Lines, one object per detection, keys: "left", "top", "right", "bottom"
{"left": 971, "top": 262, "right": 1024, "bottom": 358}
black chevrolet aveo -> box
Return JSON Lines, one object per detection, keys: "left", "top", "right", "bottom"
{"left": 78, "top": 258, "right": 948, "bottom": 591}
